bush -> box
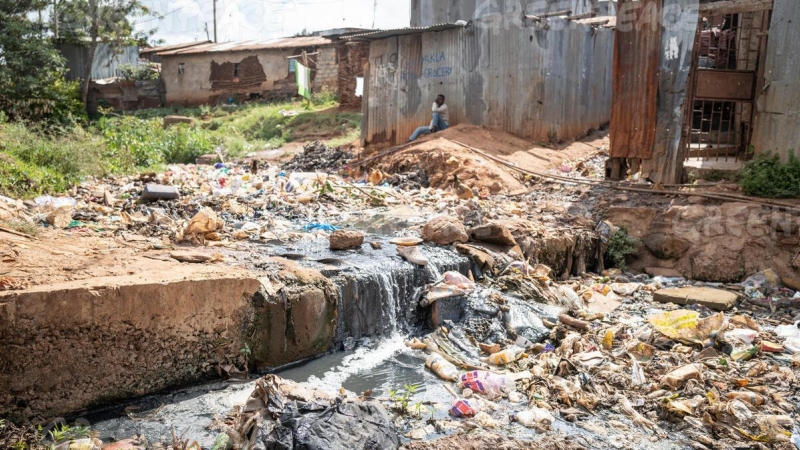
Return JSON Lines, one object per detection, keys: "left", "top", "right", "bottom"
{"left": 97, "top": 116, "right": 217, "bottom": 168}
{"left": 605, "top": 227, "right": 640, "bottom": 270}
{"left": 118, "top": 63, "right": 159, "bottom": 81}
{"left": 739, "top": 153, "right": 800, "bottom": 198}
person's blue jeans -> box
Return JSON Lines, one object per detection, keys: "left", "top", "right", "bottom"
{"left": 409, "top": 112, "right": 448, "bottom": 141}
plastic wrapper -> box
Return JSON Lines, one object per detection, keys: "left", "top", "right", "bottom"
{"left": 514, "top": 407, "right": 555, "bottom": 429}
{"left": 449, "top": 399, "right": 481, "bottom": 417}
{"left": 459, "top": 371, "right": 513, "bottom": 398}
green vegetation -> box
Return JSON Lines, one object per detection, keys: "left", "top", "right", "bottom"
{"left": 388, "top": 384, "right": 419, "bottom": 414}
{"left": 0, "top": 95, "right": 361, "bottom": 198}
{"left": 605, "top": 226, "right": 640, "bottom": 270}
{"left": 739, "top": 153, "right": 800, "bottom": 198}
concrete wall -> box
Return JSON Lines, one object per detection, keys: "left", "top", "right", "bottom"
{"left": 751, "top": 0, "right": 800, "bottom": 161}
{"left": 363, "top": 21, "right": 614, "bottom": 147}
{"left": 0, "top": 261, "right": 337, "bottom": 420}
{"left": 161, "top": 46, "right": 337, "bottom": 106}
{"left": 410, "top": 0, "right": 599, "bottom": 27}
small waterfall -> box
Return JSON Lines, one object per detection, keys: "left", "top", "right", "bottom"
{"left": 331, "top": 245, "right": 470, "bottom": 344}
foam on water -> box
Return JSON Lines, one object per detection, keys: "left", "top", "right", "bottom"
{"left": 304, "top": 334, "right": 409, "bottom": 394}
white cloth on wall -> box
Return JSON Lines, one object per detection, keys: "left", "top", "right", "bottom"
{"left": 355, "top": 77, "right": 364, "bottom": 97}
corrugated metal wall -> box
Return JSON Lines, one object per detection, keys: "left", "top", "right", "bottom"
{"left": 58, "top": 43, "right": 140, "bottom": 81}
{"left": 411, "top": 0, "right": 599, "bottom": 27}
{"left": 751, "top": 0, "right": 800, "bottom": 161}
{"left": 364, "top": 21, "right": 614, "bottom": 147}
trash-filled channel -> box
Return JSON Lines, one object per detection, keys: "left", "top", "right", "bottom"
{"left": 7, "top": 140, "right": 800, "bottom": 449}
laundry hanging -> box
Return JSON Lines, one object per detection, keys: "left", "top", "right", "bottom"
{"left": 296, "top": 62, "right": 311, "bottom": 98}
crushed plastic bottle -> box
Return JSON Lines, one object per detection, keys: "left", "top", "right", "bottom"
{"left": 483, "top": 346, "right": 525, "bottom": 365}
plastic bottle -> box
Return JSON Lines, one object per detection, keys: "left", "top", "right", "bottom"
{"left": 425, "top": 354, "right": 458, "bottom": 381}
{"left": 513, "top": 407, "right": 555, "bottom": 429}
{"left": 484, "top": 346, "right": 525, "bottom": 365}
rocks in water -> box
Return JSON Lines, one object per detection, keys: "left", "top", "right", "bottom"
{"left": 283, "top": 141, "right": 354, "bottom": 173}
{"left": 468, "top": 222, "right": 517, "bottom": 247}
{"left": 421, "top": 216, "right": 469, "bottom": 245}
{"left": 329, "top": 230, "right": 364, "bottom": 250}
{"left": 653, "top": 287, "right": 738, "bottom": 311}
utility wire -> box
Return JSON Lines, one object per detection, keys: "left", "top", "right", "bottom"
{"left": 133, "top": 0, "right": 202, "bottom": 25}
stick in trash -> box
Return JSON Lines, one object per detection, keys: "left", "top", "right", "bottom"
{"left": 559, "top": 313, "right": 590, "bottom": 331}
{"left": 442, "top": 383, "right": 460, "bottom": 399}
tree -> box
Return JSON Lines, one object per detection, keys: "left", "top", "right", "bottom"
{"left": 0, "top": 0, "right": 82, "bottom": 123}
{"left": 56, "top": 0, "right": 157, "bottom": 110}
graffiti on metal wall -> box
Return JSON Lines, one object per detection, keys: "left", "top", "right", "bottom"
{"left": 421, "top": 51, "right": 452, "bottom": 79}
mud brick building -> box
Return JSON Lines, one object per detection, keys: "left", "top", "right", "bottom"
{"left": 149, "top": 36, "right": 339, "bottom": 107}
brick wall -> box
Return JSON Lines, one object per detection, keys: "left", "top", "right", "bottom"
{"left": 337, "top": 42, "right": 370, "bottom": 109}
{"left": 315, "top": 47, "right": 338, "bottom": 92}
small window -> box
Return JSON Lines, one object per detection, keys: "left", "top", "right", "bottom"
{"left": 178, "top": 63, "right": 185, "bottom": 74}
{"left": 289, "top": 59, "right": 297, "bottom": 73}
{"left": 233, "top": 63, "right": 240, "bottom": 77}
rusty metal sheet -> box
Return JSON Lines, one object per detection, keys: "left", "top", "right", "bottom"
{"left": 610, "top": 0, "right": 661, "bottom": 159}
{"left": 695, "top": 70, "right": 755, "bottom": 100}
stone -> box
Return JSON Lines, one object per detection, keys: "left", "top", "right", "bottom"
{"left": 329, "top": 230, "right": 364, "bottom": 250}
{"left": 793, "top": 250, "right": 800, "bottom": 270}
{"left": 468, "top": 222, "right": 517, "bottom": 246}
{"left": 604, "top": 207, "right": 658, "bottom": 239}
{"left": 783, "top": 277, "right": 800, "bottom": 292}
{"left": 163, "top": 115, "right": 195, "bottom": 128}
{"left": 643, "top": 233, "right": 691, "bottom": 260}
{"left": 645, "top": 267, "right": 684, "bottom": 278}
{"left": 421, "top": 216, "right": 468, "bottom": 245}
{"left": 170, "top": 250, "right": 215, "bottom": 263}
{"left": 195, "top": 154, "right": 220, "bottom": 165}
{"left": 653, "top": 287, "right": 738, "bottom": 311}
{"left": 46, "top": 206, "right": 73, "bottom": 229}
{"left": 455, "top": 243, "right": 496, "bottom": 272}
{"left": 397, "top": 245, "right": 428, "bottom": 266}
{"left": 687, "top": 196, "right": 706, "bottom": 205}
{"left": 141, "top": 184, "right": 180, "bottom": 201}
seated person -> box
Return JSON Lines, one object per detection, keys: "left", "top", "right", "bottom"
{"left": 409, "top": 94, "right": 449, "bottom": 141}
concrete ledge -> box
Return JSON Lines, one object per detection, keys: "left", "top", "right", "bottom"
{"left": 653, "top": 287, "right": 738, "bottom": 311}
{"left": 0, "top": 260, "right": 338, "bottom": 421}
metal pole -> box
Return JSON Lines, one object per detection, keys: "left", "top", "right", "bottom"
{"left": 213, "top": 0, "right": 218, "bottom": 42}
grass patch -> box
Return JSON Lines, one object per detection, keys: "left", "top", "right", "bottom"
{"left": 739, "top": 153, "right": 800, "bottom": 198}
{"left": 0, "top": 96, "right": 361, "bottom": 198}
{"left": 0, "top": 219, "right": 40, "bottom": 236}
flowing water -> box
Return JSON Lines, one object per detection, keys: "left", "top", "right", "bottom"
{"left": 88, "top": 235, "right": 471, "bottom": 447}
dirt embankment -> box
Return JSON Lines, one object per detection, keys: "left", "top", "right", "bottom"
{"left": 374, "top": 124, "right": 608, "bottom": 195}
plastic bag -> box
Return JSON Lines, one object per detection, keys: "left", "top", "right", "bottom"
{"left": 459, "top": 371, "right": 513, "bottom": 398}
{"left": 725, "top": 328, "right": 757, "bottom": 346}
{"left": 514, "top": 407, "right": 555, "bottom": 429}
{"left": 649, "top": 310, "right": 726, "bottom": 345}
{"left": 775, "top": 322, "right": 800, "bottom": 339}
{"left": 742, "top": 269, "right": 781, "bottom": 291}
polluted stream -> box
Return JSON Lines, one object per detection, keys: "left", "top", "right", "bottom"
{"left": 85, "top": 234, "right": 691, "bottom": 449}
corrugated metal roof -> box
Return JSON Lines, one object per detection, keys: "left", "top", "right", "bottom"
{"left": 154, "top": 36, "right": 334, "bottom": 56}
{"left": 140, "top": 41, "right": 211, "bottom": 55}
{"left": 342, "top": 23, "right": 467, "bottom": 41}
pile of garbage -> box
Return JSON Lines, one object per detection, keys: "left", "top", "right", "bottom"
{"left": 222, "top": 375, "right": 399, "bottom": 450}
{"left": 389, "top": 260, "right": 800, "bottom": 448}
{"left": 282, "top": 141, "right": 354, "bottom": 172}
